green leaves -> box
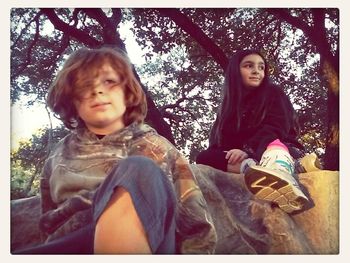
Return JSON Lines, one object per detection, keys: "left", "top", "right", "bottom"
{"left": 11, "top": 126, "right": 69, "bottom": 199}
{"left": 11, "top": 8, "right": 339, "bottom": 198}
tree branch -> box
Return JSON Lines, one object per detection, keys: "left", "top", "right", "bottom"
{"left": 14, "top": 16, "right": 41, "bottom": 78}
{"left": 157, "top": 8, "right": 228, "bottom": 70}
{"left": 159, "top": 95, "right": 203, "bottom": 112}
{"left": 11, "top": 11, "right": 42, "bottom": 49}
{"left": 40, "top": 8, "right": 101, "bottom": 47}
{"left": 81, "top": 8, "right": 125, "bottom": 47}
{"left": 268, "top": 8, "right": 337, "bottom": 73}
{"left": 40, "top": 33, "right": 70, "bottom": 71}
{"left": 311, "top": 9, "right": 338, "bottom": 72}
{"left": 271, "top": 20, "right": 283, "bottom": 57}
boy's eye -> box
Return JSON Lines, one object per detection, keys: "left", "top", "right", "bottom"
{"left": 103, "top": 79, "right": 123, "bottom": 88}
{"left": 104, "top": 79, "right": 116, "bottom": 85}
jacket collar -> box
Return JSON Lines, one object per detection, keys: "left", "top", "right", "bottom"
{"left": 74, "top": 122, "right": 155, "bottom": 145}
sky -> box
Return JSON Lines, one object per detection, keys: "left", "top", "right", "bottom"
{"left": 2, "top": 1, "right": 350, "bottom": 262}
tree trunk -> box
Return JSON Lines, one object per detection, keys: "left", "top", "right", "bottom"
{"left": 266, "top": 9, "right": 339, "bottom": 170}
{"left": 42, "top": 8, "right": 175, "bottom": 144}
{"left": 322, "top": 60, "right": 339, "bottom": 170}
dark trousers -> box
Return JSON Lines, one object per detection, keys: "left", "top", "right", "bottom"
{"left": 196, "top": 145, "right": 305, "bottom": 173}
{"left": 196, "top": 148, "right": 228, "bottom": 172}
{"left": 14, "top": 156, "right": 177, "bottom": 254}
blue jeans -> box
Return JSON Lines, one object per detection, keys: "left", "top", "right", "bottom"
{"left": 14, "top": 156, "right": 177, "bottom": 254}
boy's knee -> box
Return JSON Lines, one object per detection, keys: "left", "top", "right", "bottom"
{"left": 116, "top": 156, "right": 167, "bottom": 185}
{"left": 117, "top": 156, "right": 175, "bottom": 204}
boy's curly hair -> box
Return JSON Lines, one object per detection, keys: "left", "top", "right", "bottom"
{"left": 47, "top": 47, "right": 147, "bottom": 129}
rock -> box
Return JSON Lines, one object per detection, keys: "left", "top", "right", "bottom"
{"left": 10, "top": 196, "right": 44, "bottom": 252}
{"left": 294, "top": 171, "right": 339, "bottom": 254}
{"left": 193, "top": 164, "right": 313, "bottom": 254}
{"left": 192, "top": 165, "right": 338, "bottom": 254}
{"left": 10, "top": 166, "right": 339, "bottom": 254}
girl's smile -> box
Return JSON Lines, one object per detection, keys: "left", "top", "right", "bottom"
{"left": 240, "top": 54, "right": 265, "bottom": 89}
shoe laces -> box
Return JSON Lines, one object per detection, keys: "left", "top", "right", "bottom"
{"left": 259, "top": 153, "right": 295, "bottom": 175}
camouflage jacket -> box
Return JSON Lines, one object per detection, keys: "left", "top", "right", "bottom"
{"left": 39, "top": 122, "right": 217, "bottom": 253}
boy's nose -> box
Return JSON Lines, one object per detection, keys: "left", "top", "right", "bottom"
{"left": 91, "top": 84, "right": 105, "bottom": 96}
{"left": 94, "top": 90, "right": 104, "bottom": 94}
{"left": 90, "top": 90, "right": 103, "bottom": 97}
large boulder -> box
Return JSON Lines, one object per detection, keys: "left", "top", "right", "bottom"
{"left": 293, "top": 171, "right": 339, "bottom": 253}
{"left": 10, "top": 165, "right": 339, "bottom": 254}
{"left": 192, "top": 165, "right": 338, "bottom": 254}
{"left": 11, "top": 196, "right": 44, "bottom": 252}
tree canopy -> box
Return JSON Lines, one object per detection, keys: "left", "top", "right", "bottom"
{"left": 10, "top": 8, "right": 339, "bottom": 198}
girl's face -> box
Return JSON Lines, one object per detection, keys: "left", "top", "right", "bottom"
{"left": 73, "top": 63, "right": 127, "bottom": 135}
{"left": 239, "top": 54, "right": 265, "bottom": 89}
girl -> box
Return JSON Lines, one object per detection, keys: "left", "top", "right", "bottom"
{"left": 196, "top": 49, "right": 316, "bottom": 213}
{"left": 18, "top": 47, "right": 216, "bottom": 254}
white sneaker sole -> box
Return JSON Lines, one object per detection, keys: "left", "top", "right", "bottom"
{"left": 245, "top": 165, "right": 309, "bottom": 213}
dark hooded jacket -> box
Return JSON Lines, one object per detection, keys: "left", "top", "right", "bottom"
{"left": 209, "top": 84, "right": 304, "bottom": 160}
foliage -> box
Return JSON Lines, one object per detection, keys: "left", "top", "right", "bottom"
{"left": 10, "top": 8, "right": 339, "bottom": 198}
{"left": 11, "top": 160, "right": 38, "bottom": 199}
{"left": 11, "top": 125, "right": 69, "bottom": 199}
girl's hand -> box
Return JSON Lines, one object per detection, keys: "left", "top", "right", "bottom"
{"left": 225, "top": 149, "right": 248, "bottom": 165}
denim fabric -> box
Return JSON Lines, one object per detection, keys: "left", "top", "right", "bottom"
{"left": 15, "top": 156, "right": 177, "bottom": 254}
{"left": 93, "top": 156, "right": 177, "bottom": 254}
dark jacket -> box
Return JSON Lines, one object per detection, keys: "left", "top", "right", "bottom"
{"left": 209, "top": 85, "right": 304, "bottom": 161}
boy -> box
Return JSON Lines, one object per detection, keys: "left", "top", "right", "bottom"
{"left": 25, "top": 47, "right": 216, "bottom": 254}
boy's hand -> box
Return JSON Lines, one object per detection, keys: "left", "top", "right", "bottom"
{"left": 225, "top": 149, "right": 248, "bottom": 165}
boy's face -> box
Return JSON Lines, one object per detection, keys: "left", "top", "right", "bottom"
{"left": 73, "top": 64, "right": 127, "bottom": 135}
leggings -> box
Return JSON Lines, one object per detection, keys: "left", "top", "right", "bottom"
{"left": 196, "top": 143, "right": 305, "bottom": 173}
{"left": 14, "top": 156, "right": 177, "bottom": 254}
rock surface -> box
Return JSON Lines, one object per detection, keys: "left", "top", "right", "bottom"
{"left": 11, "top": 196, "right": 44, "bottom": 252}
{"left": 10, "top": 165, "right": 339, "bottom": 254}
{"left": 293, "top": 171, "right": 339, "bottom": 254}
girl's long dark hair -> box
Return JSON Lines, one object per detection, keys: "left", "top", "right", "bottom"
{"left": 210, "top": 49, "right": 272, "bottom": 147}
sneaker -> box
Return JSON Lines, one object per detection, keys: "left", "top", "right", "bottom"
{"left": 244, "top": 148, "right": 309, "bottom": 213}
{"left": 240, "top": 158, "right": 257, "bottom": 174}
{"left": 295, "top": 152, "right": 323, "bottom": 173}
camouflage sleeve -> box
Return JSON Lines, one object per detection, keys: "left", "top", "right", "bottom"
{"left": 39, "top": 157, "right": 94, "bottom": 235}
{"left": 144, "top": 134, "right": 217, "bottom": 254}
{"left": 40, "top": 159, "right": 57, "bottom": 216}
